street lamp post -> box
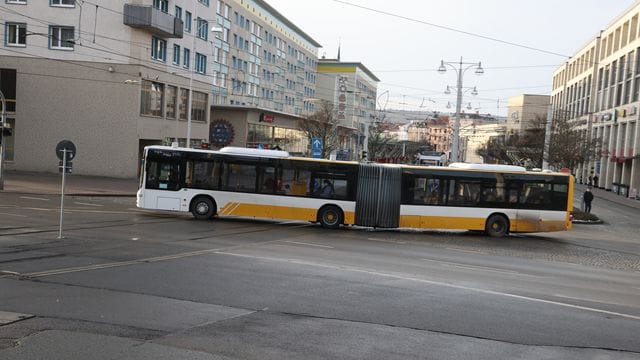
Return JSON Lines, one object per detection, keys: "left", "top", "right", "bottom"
{"left": 186, "top": 18, "right": 223, "bottom": 148}
{"left": 438, "top": 57, "right": 483, "bottom": 163}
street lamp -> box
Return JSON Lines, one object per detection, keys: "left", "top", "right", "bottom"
{"left": 437, "top": 57, "right": 484, "bottom": 162}
{"left": 186, "top": 20, "right": 223, "bottom": 148}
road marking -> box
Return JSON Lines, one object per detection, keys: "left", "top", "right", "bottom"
{"left": 367, "top": 237, "right": 407, "bottom": 244}
{"left": 9, "top": 242, "right": 636, "bottom": 321}
{"left": 20, "top": 196, "right": 50, "bottom": 201}
{"left": 282, "top": 240, "right": 334, "bottom": 249}
{"left": 551, "top": 293, "right": 636, "bottom": 308}
{"left": 9, "top": 239, "right": 284, "bottom": 278}
{"left": 420, "top": 258, "right": 538, "bottom": 277}
{"left": 446, "top": 247, "right": 485, "bottom": 254}
{"left": 216, "top": 251, "right": 640, "bottom": 321}
{"left": 73, "top": 202, "right": 104, "bottom": 207}
{"left": 0, "top": 212, "right": 28, "bottom": 218}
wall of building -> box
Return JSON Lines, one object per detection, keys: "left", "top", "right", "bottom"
{"left": 551, "top": 1, "right": 640, "bottom": 198}
{"left": 506, "top": 94, "right": 549, "bottom": 136}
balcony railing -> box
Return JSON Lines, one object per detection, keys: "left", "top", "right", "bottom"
{"left": 123, "top": 4, "right": 183, "bottom": 38}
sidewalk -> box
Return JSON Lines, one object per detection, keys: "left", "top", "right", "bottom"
{"left": 574, "top": 183, "right": 640, "bottom": 211}
{"left": 1, "top": 170, "right": 138, "bottom": 196}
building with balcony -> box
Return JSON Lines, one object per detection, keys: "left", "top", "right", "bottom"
{"left": 0, "top": 0, "right": 321, "bottom": 177}
{"left": 315, "top": 59, "right": 379, "bottom": 160}
{"left": 551, "top": 1, "right": 640, "bottom": 199}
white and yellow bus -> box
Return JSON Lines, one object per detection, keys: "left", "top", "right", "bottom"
{"left": 136, "top": 146, "right": 573, "bottom": 237}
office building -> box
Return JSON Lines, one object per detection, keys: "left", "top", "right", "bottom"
{"left": 0, "top": 0, "right": 321, "bottom": 177}
{"left": 552, "top": 1, "right": 640, "bottom": 198}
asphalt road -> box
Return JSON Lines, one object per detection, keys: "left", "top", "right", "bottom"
{"left": 0, "top": 193, "right": 639, "bottom": 359}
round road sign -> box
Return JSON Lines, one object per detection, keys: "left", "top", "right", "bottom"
{"left": 55, "top": 140, "right": 76, "bottom": 161}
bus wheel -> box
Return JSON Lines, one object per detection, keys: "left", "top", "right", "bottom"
{"left": 485, "top": 214, "right": 509, "bottom": 237}
{"left": 318, "top": 206, "right": 343, "bottom": 229}
{"left": 191, "top": 197, "right": 215, "bottom": 220}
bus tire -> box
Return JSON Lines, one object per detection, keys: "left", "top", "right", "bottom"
{"left": 318, "top": 205, "right": 343, "bottom": 229}
{"left": 485, "top": 214, "right": 509, "bottom": 237}
{"left": 191, "top": 196, "right": 215, "bottom": 220}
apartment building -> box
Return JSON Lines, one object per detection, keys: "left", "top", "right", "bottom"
{"left": 552, "top": 1, "right": 640, "bottom": 198}
{"left": 0, "top": 0, "right": 320, "bottom": 177}
{"left": 315, "top": 59, "right": 378, "bottom": 160}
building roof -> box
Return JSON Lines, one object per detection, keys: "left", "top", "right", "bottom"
{"left": 317, "top": 59, "right": 380, "bottom": 82}
{"left": 253, "top": 0, "right": 322, "bottom": 48}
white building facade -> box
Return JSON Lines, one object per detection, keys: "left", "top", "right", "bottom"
{"left": 0, "top": 0, "right": 321, "bottom": 177}
{"left": 315, "top": 59, "right": 378, "bottom": 160}
{"left": 552, "top": 1, "right": 640, "bottom": 199}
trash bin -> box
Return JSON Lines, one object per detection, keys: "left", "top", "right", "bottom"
{"left": 612, "top": 183, "right": 619, "bottom": 194}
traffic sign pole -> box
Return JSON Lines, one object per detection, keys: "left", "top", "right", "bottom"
{"left": 58, "top": 148, "right": 67, "bottom": 239}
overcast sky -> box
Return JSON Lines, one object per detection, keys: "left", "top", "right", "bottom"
{"left": 266, "top": 0, "right": 636, "bottom": 116}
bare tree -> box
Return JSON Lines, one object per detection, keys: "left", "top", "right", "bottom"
{"left": 477, "top": 114, "right": 600, "bottom": 169}
{"left": 367, "top": 118, "right": 392, "bottom": 161}
{"left": 299, "top": 100, "right": 338, "bottom": 158}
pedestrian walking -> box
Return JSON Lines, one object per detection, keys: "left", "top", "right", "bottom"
{"left": 583, "top": 188, "right": 594, "bottom": 213}
{"left": 593, "top": 175, "right": 599, "bottom": 188}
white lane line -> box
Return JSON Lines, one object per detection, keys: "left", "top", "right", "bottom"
{"left": 282, "top": 240, "right": 334, "bottom": 249}
{"left": 367, "top": 237, "right": 407, "bottom": 244}
{"left": 551, "top": 293, "right": 633, "bottom": 307}
{"left": 446, "top": 247, "right": 485, "bottom": 254}
{"left": 73, "top": 202, "right": 104, "bottom": 207}
{"left": 19, "top": 196, "right": 50, "bottom": 201}
{"left": 216, "top": 251, "right": 640, "bottom": 321}
{"left": 0, "top": 212, "right": 28, "bottom": 218}
{"left": 421, "top": 258, "right": 539, "bottom": 277}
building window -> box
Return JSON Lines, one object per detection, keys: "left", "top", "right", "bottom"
{"left": 198, "top": 0, "right": 209, "bottom": 6}
{"left": 191, "top": 91, "right": 208, "bottom": 122}
{"left": 179, "top": 88, "right": 189, "bottom": 120}
{"left": 175, "top": 5, "right": 182, "bottom": 19}
{"left": 196, "top": 18, "right": 208, "bottom": 40}
{"left": 140, "top": 80, "right": 164, "bottom": 117}
{"left": 6, "top": 0, "right": 27, "bottom": 4}
{"left": 185, "top": 11, "right": 192, "bottom": 32}
{"left": 183, "top": 48, "right": 190, "bottom": 69}
{"left": 49, "top": 26, "right": 74, "bottom": 50}
{"left": 166, "top": 85, "right": 177, "bottom": 119}
{"left": 5, "top": 23, "right": 26, "bottom": 47}
{"left": 195, "top": 53, "right": 207, "bottom": 74}
{"left": 173, "top": 44, "right": 180, "bottom": 65}
{"left": 50, "top": 0, "right": 74, "bottom": 6}
{"left": 151, "top": 36, "right": 166, "bottom": 61}
{"left": 152, "top": 0, "right": 168, "bottom": 13}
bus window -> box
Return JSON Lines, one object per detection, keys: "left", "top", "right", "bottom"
{"left": 258, "top": 166, "right": 277, "bottom": 194}
{"left": 221, "top": 162, "right": 257, "bottom": 192}
{"left": 279, "top": 167, "right": 311, "bottom": 196}
{"left": 150, "top": 162, "right": 182, "bottom": 191}
{"left": 190, "top": 160, "right": 220, "bottom": 190}
{"left": 311, "top": 174, "right": 350, "bottom": 200}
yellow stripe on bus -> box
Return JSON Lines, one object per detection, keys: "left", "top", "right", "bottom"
{"left": 218, "top": 203, "right": 569, "bottom": 233}
{"left": 219, "top": 203, "right": 356, "bottom": 224}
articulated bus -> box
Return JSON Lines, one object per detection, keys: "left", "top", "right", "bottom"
{"left": 137, "top": 146, "right": 574, "bottom": 237}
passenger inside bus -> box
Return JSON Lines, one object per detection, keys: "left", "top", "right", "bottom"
{"left": 315, "top": 179, "right": 334, "bottom": 198}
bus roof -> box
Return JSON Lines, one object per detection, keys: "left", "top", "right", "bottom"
{"left": 448, "top": 162, "right": 527, "bottom": 172}
{"left": 219, "top": 146, "right": 290, "bottom": 158}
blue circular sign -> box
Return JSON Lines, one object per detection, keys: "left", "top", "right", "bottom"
{"left": 209, "top": 119, "right": 234, "bottom": 147}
